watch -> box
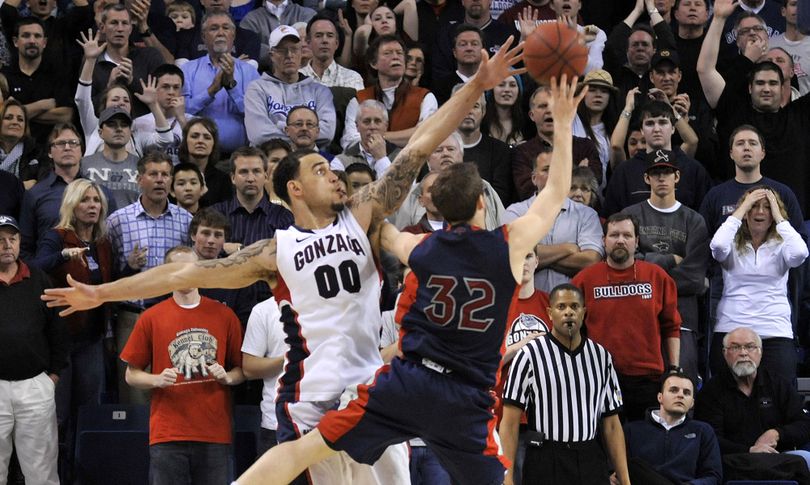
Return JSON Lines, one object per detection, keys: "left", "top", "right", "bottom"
{"left": 140, "top": 27, "right": 153, "bottom": 37}
{"left": 225, "top": 79, "right": 238, "bottom": 90}
{"left": 667, "top": 365, "right": 683, "bottom": 374}
{"left": 621, "top": 110, "right": 632, "bottom": 119}
{"left": 648, "top": 8, "right": 659, "bottom": 15}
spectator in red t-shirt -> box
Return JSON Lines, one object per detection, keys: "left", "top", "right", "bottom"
{"left": 119, "top": 245, "right": 243, "bottom": 485}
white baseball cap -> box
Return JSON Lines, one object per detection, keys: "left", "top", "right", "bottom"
{"left": 269, "top": 25, "right": 300, "bottom": 49}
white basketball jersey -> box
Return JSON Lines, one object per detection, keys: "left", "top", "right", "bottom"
{"left": 274, "top": 209, "right": 384, "bottom": 402}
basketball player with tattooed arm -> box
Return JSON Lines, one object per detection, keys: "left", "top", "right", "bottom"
{"left": 230, "top": 76, "right": 588, "bottom": 484}
{"left": 42, "top": 38, "right": 525, "bottom": 485}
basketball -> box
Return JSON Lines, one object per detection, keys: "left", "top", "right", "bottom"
{"left": 523, "top": 21, "right": 588, "bottom": 84}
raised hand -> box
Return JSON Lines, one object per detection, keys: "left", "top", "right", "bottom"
{"left": 472, "top": 36, "right": 527, "bottom": 91}
{"left": 672, "top": 93, "right": 690, "bottom": 118}
{"left": 127, "top": 242, "right": 149, "bottom": 270}
{"left": 41, "top": 274, "right": 104, "bottom": 316}
{"left": 624, "top": 86, "right": 640, "bottom": 111}
{"left": 713, "top": 0, "right": 739, "bottom": 20}
{"left": 517, "top": 6, "right": 538, "bottom": 38}
{"left": 77, "top": 28, "right": 106, "bottom": 59}
{"left": 549, "top": 74, "right": 588, "bottom": 127}
{"left": 337, "top": 8, "right": 353, "bottom": 38}
{"left": 134, "top": 75, "right": 158, "bottom": 106}
{"left": 765, "top": 190, "right": 785, "bottom": 222}
{"left": 218, "top": 53, "right": 235, "bottom": 85}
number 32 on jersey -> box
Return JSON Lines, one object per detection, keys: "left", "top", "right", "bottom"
{"left": 424, "top": 275, "right": 496, "bottom": 332}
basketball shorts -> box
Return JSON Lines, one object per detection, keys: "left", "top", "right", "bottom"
{"left": 318, "top": 358, "right": 509, "bottom": 485}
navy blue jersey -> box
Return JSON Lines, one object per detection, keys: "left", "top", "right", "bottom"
{"left": 396, "top": 224, "right": 518, "bottom": 388}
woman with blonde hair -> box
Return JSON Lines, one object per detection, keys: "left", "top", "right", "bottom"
{"left": 29, "top": 179, "right": 116, "bottom": 461}
{"left": 709, "top": 186, "right": 808, "bottom": 381}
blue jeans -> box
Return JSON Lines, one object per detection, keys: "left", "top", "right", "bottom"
{"left": 409, "top": 445, "right": 451, "bottom": 485}
{"left": 149, "top": 442, "right": 230, "bottom": 485}
{"left": 55, "top": 338, "right": 104, "bottom": 482}
{"left": 256, "top": 428, "right": 277, "bottom": 457}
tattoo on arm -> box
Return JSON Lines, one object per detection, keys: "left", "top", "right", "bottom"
{"left": 353, "top": 151, "right": 425, "bottom": 219}
{"left": 196, "top": 238, "right": 277, "bottom": 270}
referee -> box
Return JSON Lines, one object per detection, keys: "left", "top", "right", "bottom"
{"left": 500, "top": 284, "right": 630, "bottom": 485}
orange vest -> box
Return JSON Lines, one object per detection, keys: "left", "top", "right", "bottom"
{"left": 357, "top": 84, "right": 429, "bottom": 131}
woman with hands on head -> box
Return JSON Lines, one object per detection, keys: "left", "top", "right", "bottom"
{"left": 709, "top": 187, "right": 809, "bottom": 381}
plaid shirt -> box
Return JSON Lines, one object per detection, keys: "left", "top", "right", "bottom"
{"left": 300, "top": 61, "right": 364, "bottom": 91}
{"left": 107, "top": 199, "right": 192, "bottom": 307}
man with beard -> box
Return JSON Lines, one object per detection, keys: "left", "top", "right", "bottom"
{"left": 2, "top": 18, "right": 74, "bottom": 145}
{"left": 572, "top": 213, "right": 681, "bottom": 422}
{"left": 695, "top": 327, "right": 810, "bottom": 476}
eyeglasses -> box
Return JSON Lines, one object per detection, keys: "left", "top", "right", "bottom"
{"left": 738, "top": 25, "right": 767, "bottom": 36}
{"left": 272, "top": 46, "right": 301, "bottom": 57}
{"left": 51, "top": 139, "right": 81, "bottom": 149}
{"left": 288, "top": 121, "right": 317, "bottom": 129}
{"left": 724, "top": 344, "right": 761, "bottom": 353}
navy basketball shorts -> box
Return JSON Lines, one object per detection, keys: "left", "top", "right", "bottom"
{"left": 317, "top": 358, "right": 509, "bottom": 485}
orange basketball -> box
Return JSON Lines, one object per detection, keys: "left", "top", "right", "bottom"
{"left": 523, "top": 21, "right": 588, "bottom": 84}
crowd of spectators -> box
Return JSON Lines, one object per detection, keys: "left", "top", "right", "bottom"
{"left": 5, "top": 0, "right": 810, "bottom": 482}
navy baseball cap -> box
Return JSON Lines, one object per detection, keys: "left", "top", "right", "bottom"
{"left": 0, "top": 215, "right": 20, "bottom": 233}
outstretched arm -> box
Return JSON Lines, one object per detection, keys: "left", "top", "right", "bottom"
{"left": 697, "top": 0, "right": 735, "bottom": 108}
{"left": 42, "top": 239, "right": 277, "bottom": 316}
{"left": 380, "top": 221, "right": 426, "bottom": 265}
{"left": 349, "top": 37, "right": 527, "bottom": 231}
{"left": 507, "top": 76, "right": 586, "bottom": 280}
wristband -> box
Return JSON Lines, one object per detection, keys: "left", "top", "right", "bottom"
{"left": 648, "top": 9, "right": 659, "bottom": 15}
{"left": 674, "top": 112, "right": 682, "bottom": 121}
{"left": 621, "top": 110, "right": 632, "bottom": 119}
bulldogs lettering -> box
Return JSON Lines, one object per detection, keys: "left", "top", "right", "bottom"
{"left": 593, "top": 283, "right": 653, "bottom": 300}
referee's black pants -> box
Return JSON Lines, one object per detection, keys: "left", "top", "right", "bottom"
{"left": 522, "top": 439, "right": 609, "bottom": 485}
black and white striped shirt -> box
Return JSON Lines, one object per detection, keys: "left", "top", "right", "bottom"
{"left": 503, "top": 333, "right": 623, "bottom": 442}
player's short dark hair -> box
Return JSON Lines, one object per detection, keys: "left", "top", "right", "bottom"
{"left": 659, "top": 371, "right": 695, "bottom": 393}
{"left": 273, "top": 149, "right": 317, "bottom": 205}
{"left": 172, "top": 162, "right": 205, "bottom": 187}
{"left": 748, "top": 60, "right": 784, "bottom": 85}
{"left": 164, "top": 245, "right": 194, "bottom": 263}
{"left": 137, "top": 151, "right": 173, "bottom": 175}
{"left": 188, "top": 207, "right": 230, "bottom": 240}
{"left": 229, "top": 146, "right": 268, "bottom": 174}
{"left": 430, "top": 163, "right": 483, "bottom": 224}
{"left": 14, "top": 17, "right": 46, "bottom": 37}
{"left": 604, "top": 213, "right": 639, "bottom": 238}
{"left": 151, "top": 64, "right": 185, "bottom": 85}
{"left": 345, "top": 162, "right": 376, "bottom": 181}
{"left": 549, "top": 283, "right": 584, "bottom": 305}
{"left": 452, "top": 23, "right": 483, "bottom": 47}
{"left": 639, "top": 100, "right": 676, "bottom": 124}
{"left": 729, "top": 123, "right": 765, "bottom": 149}
{"left": 367, "top": 34, "right": 406, "bottom": 69}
